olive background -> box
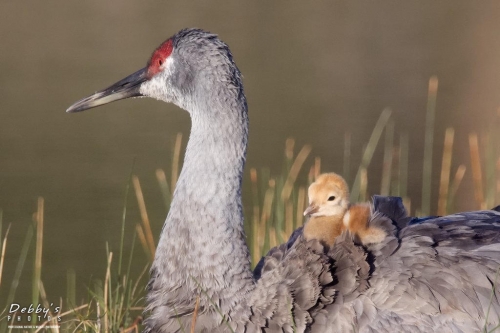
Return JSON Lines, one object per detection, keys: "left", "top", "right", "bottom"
{"left": 1, "top": 1, "right": 499, "bottom": 303}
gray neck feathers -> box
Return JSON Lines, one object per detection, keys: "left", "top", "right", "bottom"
{"left": 149, "top": 75, "right": 254, "bottom": 321}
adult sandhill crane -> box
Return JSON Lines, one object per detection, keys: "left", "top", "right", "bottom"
{"left": 67, "top": 28, "right": 500, "bottom": 332}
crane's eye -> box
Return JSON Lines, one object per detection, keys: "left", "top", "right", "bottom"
{"left": 158, "top": 59, "right": 163, "bottom": 66}
{"left": 328, "top": 196, "right": 335, "bottom": 201}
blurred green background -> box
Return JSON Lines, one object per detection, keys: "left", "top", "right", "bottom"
{"left": 1, "top": 0, "right": 500, "bottom": 311}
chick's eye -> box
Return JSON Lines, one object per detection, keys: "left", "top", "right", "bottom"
{"left": 328, "top": 196, "right": 336, "bottom": 201}
{"left": 158, "top": 59, "right": 163, "bottom": 66}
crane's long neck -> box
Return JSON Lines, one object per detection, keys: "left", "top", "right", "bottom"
{"left": 148, "top": 87, "right": 254, "bottom": 324}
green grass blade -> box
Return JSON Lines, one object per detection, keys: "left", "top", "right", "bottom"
{"left": 343, "top": 132, "right": 351, "bottom": 184}
{"left": 399, "top": 133, "right": 409, "bottom": 199}
{"left": 119, "top": 158, "right": 136, "bottom": 276}
{"left": 437, "top": 128, "right": 454, "bottom": 215}
{"left": 0, "top": 220, "right": 6, "bottom": 290}
{"left": 121, "top": 231, "right": 138, "bottom": 329}
{"left": 67, "top": 268, "right": 76, "bottom": 308}
{"left": 156, "top": 168, "right": 171, "bottom": 211}
{"left": 0, "top": 224, "right": 33, "bottom": 333}
{"left": 350, "top": 108, "right": 392, "bottom": 201}
{"left": 380, "top": 120, "right": 394, "bottom": 196}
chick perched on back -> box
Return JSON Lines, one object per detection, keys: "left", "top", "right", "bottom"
{"left": 303, "top": 172, "right": 386, "bottom": 246}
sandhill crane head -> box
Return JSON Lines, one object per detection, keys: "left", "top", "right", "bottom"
{"left": 66, "top": 29, "right": 237, "bottom": 114}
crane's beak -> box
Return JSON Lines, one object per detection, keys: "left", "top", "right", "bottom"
{"left": 303, "top": 204, "right": 319, "bottom": 217}
{"left": 66, "top": 67, "right": 148, "bottom": 113}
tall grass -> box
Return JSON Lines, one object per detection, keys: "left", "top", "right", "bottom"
{"left": 0, "top": 76, "right": 499, "bottom": 331}
{"left": 421, "top": 76, "right": 439, "bottom": 216}
{"left": 32, "top": 197, "right": 44, "bottom": 326}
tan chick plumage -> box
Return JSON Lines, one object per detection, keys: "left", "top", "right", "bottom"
{"left": 304, "top": 172, "right": 386, "bottom": 246}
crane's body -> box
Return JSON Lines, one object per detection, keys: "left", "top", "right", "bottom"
{"left": 67, "top": 28, "right": 500, "bottom": 332}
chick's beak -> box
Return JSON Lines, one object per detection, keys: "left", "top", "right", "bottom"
{"left": 66, "top": 67, "right": 148, "bottom": 113}
{"left": 303, "top": 204, "right": 319, "bottom": 216}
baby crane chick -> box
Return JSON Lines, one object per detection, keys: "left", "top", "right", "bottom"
{"left": 303, "top": 173, "right": 386, "bottom": 246}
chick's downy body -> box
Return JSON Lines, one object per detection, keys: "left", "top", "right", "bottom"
{"left": 343, "top": 202, "right": 386, "bottom": 245}
{"left": 304, "top": 172, "right": 386, "bottom": 246}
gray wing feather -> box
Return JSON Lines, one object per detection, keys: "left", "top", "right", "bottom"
{"left": 363, "top": 210, "right": 500, "bottom": 332}
{"left": 246, "top": 239, "right": 337, "bottom": 331}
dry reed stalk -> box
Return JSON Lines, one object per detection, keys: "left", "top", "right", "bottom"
{"left": 171, "top": 133, "right": 183, "bottom": 193}
{"left": 122, "top": 323, "right": 138, "bottom": 333}
{"left": 421, "top": 76, "right": 438, "bottom": 216}
{"left": 359, "top": 168, "right": 368, "bottom": 202}
{"left": 38, "top": 281, "right": 60, "bottom": 333}
{"left": 449, "top": 165, "right": 466, "bottom": 211}
{"left": 190, "top": 295, "right": 200, "bottom": 333}
{"left": 285, "top": 201, "right": 293, "bottom": 239}
{"left": 250, "top": 168, "right": 260, "bottom": 225}
{"left": 269, "top": 227, "right": 278, "bottom": 249}
{"left": 34, "top": 304, "right": 89, "bottom": 333}
{"left": 437, "top": 128, "right": 454, "bottom": 215}
{"left": 135, "top": 224, "right": 150, "bottom": 261}
{"left": 469, "top": 133, "right": 486, "bottom": 209}
{"left": 96, "top": 300, "right": 101, "bottom": 332}
{"left": 281, "top": 145, "right": 312, "bottom": 201}
{"left": 259, "top": 179, "right": 275, "bottom": 252}
{"left": 308, "top": 166, "right": 314, "bottom": 185}
{"left": 403, "top": 198, "right": 411, "bottom": 215}
{"left": 343, "top": 131, "right": 351, "bottom": 183}
{"left": 104, "top": 252, "right": 113, "bottom": 333}
{"left": 261, "top": 179, "right": 276, "bottom": 222}
{"left": 132, "top": 175, "right": 156, "bottom": 258}
{"left": 0, "top": 223, "right": 11, "bottom": 288}
{"left": 58, "top": 299, "right": 63, "bottom": 330}
{"left": 59, "top": 304, "right": 88, "bottom": 318}
{"left": 250, "top": 168, "right": 260, "bottom": 264}
{"left": 314, "top": 157, "right": 321, "bottom": 180}
{"left": 122, "top": 316, "right": 143, "bottom": 333}
{"left": 496, "top": 157, "right": 500, "bottom": 204}
{"left": 296, "top": 187, "right": 306, "bottom": 227}
{"left": 130, "top": 306, "right": 144, "bottom": 312}
{"left": 131, "top": 264, "right": 149, "bottom": 307}
{"left": 66, "top": 269, "right": 76, "bottom": 308}
{"left": 156, "top": 168, "right": 170, "bottom": 207}
{"left": 32, "top": 197, "right": 44, "bottom": 325}
{"left": 483, "top": 132, "right": 497, "bottom": 209}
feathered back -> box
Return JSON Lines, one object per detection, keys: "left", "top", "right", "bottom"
{"left": 251, "top": 197, "right": 500, "bottom": 332}
{"left": 249, "top": 196, "right": 399, "bottom": 331}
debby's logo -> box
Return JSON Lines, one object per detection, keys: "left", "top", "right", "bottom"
{"left": 7, "top": 303, "right": 61, "bottom": 323}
